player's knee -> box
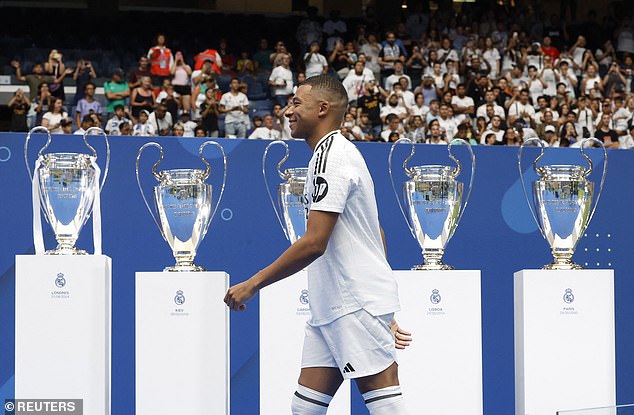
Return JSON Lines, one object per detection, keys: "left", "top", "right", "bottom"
{"left": 291, "top": 384, "right": 332, "bottom": 415}
{"left": 362, "top": 385, "right": 409, "bottom": 415}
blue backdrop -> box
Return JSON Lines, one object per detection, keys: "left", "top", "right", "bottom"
{"left": 0, "top": 133, "right": 632, "bottom": 414}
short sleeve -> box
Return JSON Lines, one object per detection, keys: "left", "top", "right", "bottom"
{"left": 309, "top": 143, "right": 356, "bottom": 214}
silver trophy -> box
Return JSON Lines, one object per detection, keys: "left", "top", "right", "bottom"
{"left": 518, "top": 137, "right": 607, "bottom": 270}
{"left": 263, "top": 140, "right": 307, "bottom": 244}
{"left": 25, "top": 126, "right": 110, "bottom": 255}
{"left": 389, "top": 138, "right": 475, "bottom": 270}
{"left": 136, "top": 141, "right": 226, "bottom": 272}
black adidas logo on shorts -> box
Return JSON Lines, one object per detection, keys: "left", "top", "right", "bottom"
{"left": 342, "top": 362, "right": 355, "bottom": 374}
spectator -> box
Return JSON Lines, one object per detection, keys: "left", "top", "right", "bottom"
{"left": 426, "top": 119, "right": 449, "bottom": 144}
{"left": 218, "top": 39, "right": 236, "bottom": 73}
{"left": 179, "top": 113, "right": 197, "bottom": 137}
{"left": 104, "top": 69, "right": 130, "bottom": 121}
{"left": 268, "top": 54, "right": 293, "bottom": 106}
{"left": 34, "top": 82, "right": 54, "bottom": 128}
{"left": 560, "top": 120, "right": 580, "bottom": 146}
{"left": 380, "top": 93, "right": 408, "bottom": 125}
{"left": 360, "top": 33, "right": 382, "bottom": 79}
{"left": 173, "top": 123, "right": 185, "bottom": 137}
{"left": 406, "top": 45, "right": 425, "bottom": 89}
{"left": 194, "top": 126, "right": 207, "bottom": 137}
{"left": 130, "top": 76, "right": 155, "bottom": 119}
{"left": 253, "top": 38, "right": 273, "bottom": 73}
{"left": 507, "top": 89, "right": 536, "bottom": 125}
{"left": 535, "top": 111, "right": 558, "bottom": 137}
{"left": 357, "top": 81, "right": 383, "bottom": 137}
{"left": 296, "top": 6, "right": 322, "bottom": 55}
{"left": 476, "top": 89, "right": 505, "bottom": 121}
{"left": 527, "top": 65, "right": 547, "bottom": 105}
{"left": 132, "top": 110, "right": 156, "bottom": 136}
{"left": 581, "top": 61, "right": 603, "bottom": 96}
{"left": 329, "top": 40, "right": 353, "bottom": 79}
{"left": 11, "top": 61, "right": 54, "bottom": 100}
{"left": 171, "top": 51, "right": 192, "bottom": 115}
{"left": 119, "top": 119, "right": 133, "bottom": 136}
{"left": 75, "top": 82, "right": 102, "bottom": 127}
{"left": 8, "top": 89, "right": 30, "bottom": 132}
{"left": 194, "top": 47, "right": 222, "bottom": 74}
{"left": 342, "top": 61, "right": 369, "bottom": 104}
{"left": 271, "top": 41, "right": 293, "bottom": 67}
{"left": 248, "top": 114, "right": 282, "bottom": 139}
{"left": 148, "top": 103, "right": 174, "bottom": 136}
{"left": 236, "top": 51, "right": 255, "bottom": 75}
{"left": 156, "top": 82, "right": 179, "bottom": 124}
{"left": 385, "top": 61, "right": 411, "bottom": 92}
{"left": 74, "top": 114, "right": 98, "bottom": 136}
{"left": 342, "top": 112, "right": 364, "bottom": 141}
{"left": 191, "top": 60, "right": 215, "bottom": 87}
{"left": 60, "top": 118, "right": 73, "bottom": 134}
{"left": 323, "top": 10, "right": 347, "bottom": 52}
{"left": 128, "top": 56, "right": 151, "bottom": 89}
{"left": 437, "top": 103, "right": 458, "bottom": 140}
{"left": 72, "top": 59, "right": 97, "bottom": 105}
{"left": 105, "top": 104, "right": 132, "bottom": 135}
{"left": 41, "top": 97, "right": 69, "bottom": 134}
{"left": 380, "top": 113, "right": 406, "bottom": 142}
{"left": 45, "top": 49, "right": 72, "bottom": 102}
{"left": 147, "top": 33, "right": 174, "bottom": 86}
{"left": 219, "top": 77, "right": 249, "bottom": 137}
{"left": 451, "top": 83, "right": 475, "bottom": 124}
{"left": 455, "top": 123, "right": 477, "bottom": 146}
{"left": 503, "top": 126, "right": 522, "bottom": 146}
{"left": 378, "top": 31, "right": 405, "bottom": 79}
{"left": 304, "top": 42, "right": 328, "bottom": 78}
{"left": 406, "top": 115, "right": 425, "bottom": 143}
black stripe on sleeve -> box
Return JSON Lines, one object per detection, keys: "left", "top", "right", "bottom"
{"left": 319, "top": 135, "right": 335, "bottom": 174}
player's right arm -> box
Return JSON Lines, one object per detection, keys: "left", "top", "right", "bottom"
{"left": 224, "top": 210, "right": 338, "bottom": 311}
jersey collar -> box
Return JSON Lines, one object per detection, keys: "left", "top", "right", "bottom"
{"left": 314, "top": 129, "right": 340, "bottom": 151}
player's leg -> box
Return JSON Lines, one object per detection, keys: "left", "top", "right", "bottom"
{"left": 355, "top": 362, "right": 408, "bottom": 415}
{"left": 321, "top": 310, "right": 410, "bottom": 415}
{"left": 291, "top": 324, "right": 343, "bottom": 414}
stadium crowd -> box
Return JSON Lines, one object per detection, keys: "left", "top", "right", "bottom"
{"left": 5, "top": 4, "right": 634, "bottom": 148}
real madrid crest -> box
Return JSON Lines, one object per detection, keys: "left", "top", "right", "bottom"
{"left": 54, "top": 273, "right": 66, "bottom": 288}
{"left": 430, "top": 289, "right": 441, "bottom": 304}
{"left": 299, "top": 289, "right": 309, "bottom": 305}
{"left": 174, "top": 289, "right": 186, "bottom": 305}
{"left": 563, "top": 288, "right": 575, "bottom": 304}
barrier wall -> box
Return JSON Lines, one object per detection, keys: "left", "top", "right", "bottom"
{"left": 0, "top": 133, "right": 633, "bottom": 414}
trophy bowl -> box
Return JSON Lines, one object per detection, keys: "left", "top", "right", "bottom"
{"left": 25, "top": 126, "right": 109, "bottom": 255}
{"left": 519, "top": 137, "right": 607, "bottom": 270}
{"left": 389, "top": 138, "right": 475, "bottom": 270}
{"left": 263, "top": 140, "right": 307, "bottom": 244}
{"left": 136, "top": 141, "right": 226, "bottom": 272}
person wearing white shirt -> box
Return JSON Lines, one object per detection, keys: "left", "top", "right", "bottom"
{"left": 476, "top": 89, "right": 505, "bottom": 121}
{"left": 380, "top": 93, "right": 408, "bottom": 124}
{"left": 450, "top": 84, "right": 474, "bottom": 124}
{"left": 219, "top": 77, "right": 250, "bottom": 137}
{"left": 437, "top": 103, "right": 458, "bottom": 140}
{"left": 148, "top": 104, "right": 174, "bottom": 136}
{"left": 556, "top": 61, "right": 578, "bottom": 98}
{"left": 304, "top": 42, "right": 329, "bottom": 78}
{"left": 574, "top": 96, "right": 595, "bottom": 136}
{"left": 410, "top": 92, "right": 429, "bottom": 118}
{"left": 480, "top": 115, "right": 505, "bottom": 143}
{"left": 248, "top": 115, "right": 282, "bottom": 139}
{"left": 507, "top": 89, "right": 536, "bottom": 125}
{"left": 482, "top": 38, "right": 501, "bottom": 78}
{"left": 132, "top": 110, "right": 156, "bottom": 136}
{"left": 384, "top": 61, "right": 411, "bottom": 91}
{"left": 268, "top": 54, "right": 293, "bottom": 106}
{"left": 392, "top": 83, "right": 415, "bottom": 109}
{"left": 612, "top": 96, "right": 631, "bottom": 135}
{"left": 342, "top": 61, "right": 370, "bottom": 104}
{"left": 527, "top": 65, "right": 547, "bottom": 107}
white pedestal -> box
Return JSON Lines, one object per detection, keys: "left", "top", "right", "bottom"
{"left": 15, "top": 255, "right": 112, "bottom": 415}
{"left": 259, "top": 270, "right": 351, "bottom": 414}
{"left": 136, "top": 271, "right": 229, "bottom": 415}
{"left": 394, "top": 270, "right": 483, "bottom": 415}
{"left": 514, "top": 269, "right": 615, "bottom": 415}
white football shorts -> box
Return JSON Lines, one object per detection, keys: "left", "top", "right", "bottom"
{"left": 300, "top": 309, "right": 397, "bottom": 380}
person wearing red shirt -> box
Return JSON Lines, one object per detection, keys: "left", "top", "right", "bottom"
{"left": 147, "top": 33, "right": 174, "bottom": 86}
{"left": 194, "top": 48, "right": 222, "bottom": 74}
{"left": 541, "top": 36, "right": 560, "bottom": 60}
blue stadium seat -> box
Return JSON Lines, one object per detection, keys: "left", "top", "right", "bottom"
{"left": 246, "top": 82, "right": 266, "bottom": 100}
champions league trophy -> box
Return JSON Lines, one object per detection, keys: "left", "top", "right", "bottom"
{"left": 389, "top": 138, "right": 475, "bottom": 270}
{"left": 136, "top": 141, "right": 226, "bottom": 271}
{"left": 25, "top": 126, "right": 110, "bottom": 254}
{"left": 518, "top": 137, "right": 607, "bottom": 270}
{"left": 262, "top": 140, "right": 307, "bottom": 244}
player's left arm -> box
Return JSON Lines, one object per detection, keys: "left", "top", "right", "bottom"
{"left": 224, "top": 210, "right": 338, "bottom": 311}
{"left": 380, "top": 224, "right": 413, "bottom": 349}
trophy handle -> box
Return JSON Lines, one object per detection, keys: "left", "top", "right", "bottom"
{"left": 518, "top": 137, "right": 547, "bottom": 239}
{"left": 200, "top": 140, "right": 227, "bottom": 222}
{"left": 388, "top": 138, "right": 416, "bottom": 238}
{"left": 24, "top": 126, "right": 52, "bottom": 180}
{"left": 580, "top": 137, "right": 608, "bottom": 226}
{"left": 448, "top": 138, "right": 476, "bottom": 228}
{"left": 135, "top": 142, "right": 165, "bottom": 237}
{"left": 83, "top": 127, "right": 110, "bottom": 191}
{"left": 263, "top": 140, "right": 291, "bottom": 240}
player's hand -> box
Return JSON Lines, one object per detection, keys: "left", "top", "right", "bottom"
{"left": 389, "top": 319, "right": 412, "bottom": 349}
{"left": 224, "top": 279, "right": 258, "bottom": 311}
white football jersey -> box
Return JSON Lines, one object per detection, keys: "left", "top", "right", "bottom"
{"left": 303, "top": 130, "right": 400, "bottom": 326}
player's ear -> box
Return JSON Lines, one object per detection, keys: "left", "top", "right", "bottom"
{"left": 317, "top": 100, "right": 330, "bottom": 117}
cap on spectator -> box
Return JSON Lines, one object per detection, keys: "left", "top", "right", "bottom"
{"left": 557, "top": 82, "right": 567, "bottom": 89}
{"left": 532, "top": 42, "right": 541, "bottom": 48}
{"left": 113, "top": 68, "right": 124, "bottom": 77}
{"left": 545, "top": 125, "right": 556, "bottom": 133}
{"left": 423, "top": 74, "right": 433, "bottom": 80}
{"left": 140, "top": 109, "right": 150, "bottom": 117}
{"left": 559, "top": 59, "right": 570, "bottom": 66}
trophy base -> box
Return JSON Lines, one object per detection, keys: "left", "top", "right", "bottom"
{"left": 164, "top": 264, "right": 207, "bottom": 272}
{"left": 45, "top": 247, "right": 88, "bottom": 255}
{"left": 412, "top": 263, "right": 455, "bottom": 271}
{"left": 542, "top": 261, "right": 584, "bottom": 270}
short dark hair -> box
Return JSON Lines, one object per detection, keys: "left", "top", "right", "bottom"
{"left": 386, "top": 113, "right": 399, "bottom": 123}
{"left": 114, "top": 104, "right": 125, "bottom": 111}
{"left": 302, "top": 74, "right": 348, "bottom": 108}
{"left": 84, "top": 82, "right": 96, "bottom": 91}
